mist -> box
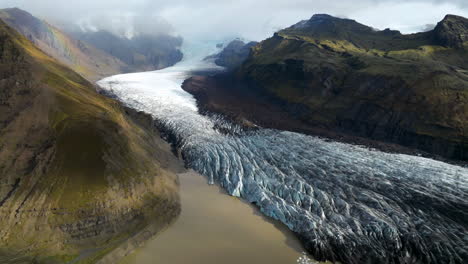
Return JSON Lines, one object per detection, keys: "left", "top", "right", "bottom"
{"left": 1, "top": 0, "right": 468, "bottom": 41}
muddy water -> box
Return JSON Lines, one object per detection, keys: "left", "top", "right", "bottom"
{"left": 120, "top": 171, "right": 306, "bottom": 264}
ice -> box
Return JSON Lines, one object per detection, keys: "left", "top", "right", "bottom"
{"left": 97, "top": 42, "right": 468, "bottom": 264}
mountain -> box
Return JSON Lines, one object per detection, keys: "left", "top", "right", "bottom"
{"left": 72, "top": 30, "right": 183, "bottom": 72}
{"left": 0, "top": 8, "right": 184, "bottom": 81}
{"left": 0, "top": 8, "right": 125, "bottom": 81}
{"left": 185, "top": 14, "right": 468, "bottom": 161}
{"left": 0, "top": 18, "right": 181, "bottom": 263}
{"left": 208, "top": 39, "right": 258, "bottom": 70}
{"left": 433, "top": 14, "right": 468, "bottom": 48}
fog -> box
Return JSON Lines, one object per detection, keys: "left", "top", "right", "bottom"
{"left": 1, "top": 0, "right": 468, "bottom": 41}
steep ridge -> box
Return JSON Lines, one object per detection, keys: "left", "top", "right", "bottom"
{"left": 188, "top": 14, "right": 468, "bottom": 161}
{"left": 0, "top": 19, "right": 181, "bottom": 263}
{"left": 0, "top": 8, "right": 126, "bottom": 81}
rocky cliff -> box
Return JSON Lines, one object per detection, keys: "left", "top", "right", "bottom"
{"left": 0, "top": 19, "right": 181, "bottom": 263}
{"left": 235, "top": 14, "right": 468, "bottom": 161}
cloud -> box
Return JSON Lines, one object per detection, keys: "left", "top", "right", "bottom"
{"left": 351, "top": 1, "right": 467, "bottom": 33}
{"left": 75, "top": 12, "right": 175, "bottom": 38}
{"left": 1, "top": 0, "right": 467, "bottom": 41}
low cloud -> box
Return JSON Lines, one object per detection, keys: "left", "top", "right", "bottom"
{"left": 75, "top": 12, "right": 175, "bottom": 38}
{"left": 1, "top": 0, "right": 467, "bottom": 41}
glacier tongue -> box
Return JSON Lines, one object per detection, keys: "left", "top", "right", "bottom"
{"left": 97, "top": 44, "right": 468, "bottom": 264}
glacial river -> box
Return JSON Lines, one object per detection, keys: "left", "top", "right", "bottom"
{"left": 119, "top": 171, "right": 306, "bottom": 264}
{"left": 98, "top": 43, "right": 468, "bottom": 264}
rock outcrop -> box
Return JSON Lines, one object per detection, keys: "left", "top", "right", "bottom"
{"left": 210, "top": 39, "right": 258, "bottom": 70}
{"left": 0, "top": 19, "right": 181, "bottom": 263}
{"left": 433, "top": 14, "right": 468, "bottom": 48}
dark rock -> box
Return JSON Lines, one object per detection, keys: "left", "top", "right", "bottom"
{"left": 433, "top": 14, "right": 468, "bottom": 48}
{"left": 212, "top": 39, "right": 258, "bottom": 70}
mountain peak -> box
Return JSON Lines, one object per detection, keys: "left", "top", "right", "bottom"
{"left": 287, "top": 13, "right": 373, "bottom": 35}
{"left": 433, "top": 14, "right": 468, "bottom": 48}
{"left": 1, "top": 7, "right": 36, "bottom": 21}
{"left": 0, "top": 7, "right": 47, "bottom": 38}
{"left": 442, "top": 14, "right": 468, "bottom": 22}
{"left": 2, "top": 7, "right": 25, "bottom": 14}
{"left": 290, "top": 14, "right": 367, "bottom": 31}
{"left": 310, "top": 14, "right": 334, "bottom": 21}
{"left": 309, "top": 14, "right": 356, "bottom": 23}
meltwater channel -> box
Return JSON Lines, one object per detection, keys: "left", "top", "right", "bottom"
{"left": 98, "top": 42, "right": 468, "bottom": 264}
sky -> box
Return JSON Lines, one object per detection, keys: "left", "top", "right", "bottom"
{"left": 1, "top": 0, "right": 468, "bottom": 41}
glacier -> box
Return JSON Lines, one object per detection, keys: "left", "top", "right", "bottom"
{"left": 97, "top": 42, "right": 468, "bottom": 264}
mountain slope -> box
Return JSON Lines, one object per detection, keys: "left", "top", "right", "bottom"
{"left": 0, "top": 8, "right": 184, "bottom": 81}
{"left": 72, "top": 30, "right": 183, "bottom": 73}
{"left": 0, "top": 8, "right": 126, "bottom": 81}
{"left": 0, "top": 19, "right": 181, "bottom": 263}
{"left": 236, "top": 14, "right": 468, "bottom": 161}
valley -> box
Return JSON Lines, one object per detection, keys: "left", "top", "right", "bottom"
{"left": 0, "top": 4, "right": 467, "bottom": 264}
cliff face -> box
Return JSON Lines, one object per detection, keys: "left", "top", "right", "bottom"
{"left": 0, "top": 19, "right": 181, "bottom": 263}
{"left": 239, "top": 14, "right": 468, "bottom": 161}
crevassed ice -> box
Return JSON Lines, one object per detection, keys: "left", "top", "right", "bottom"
{"left": 98, "top": 42, "right": 468, "bottom": 264}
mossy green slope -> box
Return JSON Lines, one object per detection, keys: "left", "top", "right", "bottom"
{"left": 240, "top": 14, "right": 468, "bottom": 161}
{"left": 0, "top": 18, "right": 181, "bottom": 263}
